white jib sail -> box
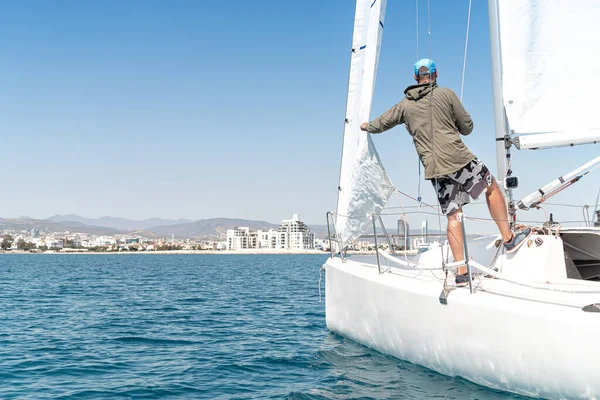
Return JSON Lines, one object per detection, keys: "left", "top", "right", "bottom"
{"left": 335, "top": 0, "right": 394, "bottom": 250}
{"left": 498, "top": 0, "right": 600, "bottom": 143}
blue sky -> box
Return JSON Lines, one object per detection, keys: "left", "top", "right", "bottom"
{"left": 0, "top": 1, "right": 598, "bottom": 228}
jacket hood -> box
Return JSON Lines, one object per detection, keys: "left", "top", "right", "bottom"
{"left": 404, "top": 82, "right": 438, "bottom": 100}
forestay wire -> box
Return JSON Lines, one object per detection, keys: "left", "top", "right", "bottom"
{"left": 416, "top": 0, "right": 419, "bottom": 60}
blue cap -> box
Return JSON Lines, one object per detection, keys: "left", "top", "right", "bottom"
{"left": 414, "top": 58, "right": 436, "bottom": 76}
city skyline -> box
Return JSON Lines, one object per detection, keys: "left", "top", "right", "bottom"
{"left": 0, "top": 212, "right": 336, "bottom": 253}
{"left": 1, "top": 1, "right": 598, "bottom": 229}
{"left": 0, "top": 212, "right": 331, "bottom": 240}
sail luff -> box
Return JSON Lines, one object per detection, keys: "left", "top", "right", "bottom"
{"left": 359, "top": 0, "right": 387, "bottom": 123}
{"left": 335, "top": 0, "right": 394, "bottom": 250}
{"left": 334, "top": 0, "right": 366, "bottom": 222}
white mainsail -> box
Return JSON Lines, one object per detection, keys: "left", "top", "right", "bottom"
{"left": 335, "top": 0, "right": 394, "bottom": 250}
{"left": 497, "top": 0, "right": 600, "bottom": 145}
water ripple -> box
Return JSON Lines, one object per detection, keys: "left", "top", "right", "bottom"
{"left": 0, "top": 254, "right": 529, "bottom": 399}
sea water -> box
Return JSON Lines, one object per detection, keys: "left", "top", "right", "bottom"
{"left": 0, "top": 254, "right": 526, "bottom": 399}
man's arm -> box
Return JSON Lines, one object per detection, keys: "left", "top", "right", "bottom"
{"left": 360, "top": 101, "right": 404, "bottom": 133}
{"left": 449, "top": 90, "right": 473, "bottom": 135}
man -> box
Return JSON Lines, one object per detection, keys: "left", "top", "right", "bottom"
{"left": 360, "top": 58, "right": 531, "bottom": 285}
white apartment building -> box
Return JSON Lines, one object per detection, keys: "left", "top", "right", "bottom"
{"left": 276, "top": 214, "right": 315, "bottom": 250}
{"left": 226, "top": 214, "right": 315, "bottom": 250}
{"left": 82, "top": 236, "right": 117, "bottom": 248}
{"left": 258, "top": 229, "right": 278, "bottom": 248}
{"left": 226, "top": 227, "right": 250, "bottom": 250}
{"left": 46, "top": 239, "right": 64, "bottom": 249}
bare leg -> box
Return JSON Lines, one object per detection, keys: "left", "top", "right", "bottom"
{"left": 447, "top": 179, "right": 511, "bottom": 275}
{"left": 447, "top": 208, "right": 467, "bottom": 275}
{"left": 485, "top": 179, "right": 512, "bottom": 242}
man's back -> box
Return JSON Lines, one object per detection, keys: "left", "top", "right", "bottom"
{"left": 361, "top": 59, "right": 531, "bottom": 274}
{"left": 366, "top": 83, "right": 475, "bottom": 179}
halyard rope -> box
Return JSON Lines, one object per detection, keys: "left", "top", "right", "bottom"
{"left": 460, "top": 0, "right": 472, "bottom": 101}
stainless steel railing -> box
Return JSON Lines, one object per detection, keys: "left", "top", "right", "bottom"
{"left": 326, "top": 211, "right": 337, "bottom": 259}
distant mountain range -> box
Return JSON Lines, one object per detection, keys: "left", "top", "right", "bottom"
{"left": 0, "top": 215, "right": 329, "bottom": 240}
{"left": 137, "top": 218, "right": 280, "bottom": 239}
{"left": 46, "top": 214, "right": 194, "bottom": 231}
{"left": 0, "top": 217, "right": 122, "bottom": 235}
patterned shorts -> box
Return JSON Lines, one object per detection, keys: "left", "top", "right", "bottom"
{"left": 431, "top": 159, "right": 492, "bottom": 215}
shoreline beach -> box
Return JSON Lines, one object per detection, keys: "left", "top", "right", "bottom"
{"left": 0, "top": 249, "right": 417, "bottom": 256}
{"left": 0, "top": 249, "right": 378, "bottom": 255}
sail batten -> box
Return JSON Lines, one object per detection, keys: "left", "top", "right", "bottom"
{"left": 335, "top": 0, "right": 393, "bottom": 250}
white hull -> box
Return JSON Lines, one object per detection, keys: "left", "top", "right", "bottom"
{"left": 324, "top": 239, "right": 600, "bottom": 399}
{"left": 327, "top": 0, "right": 600, "bottom": 397}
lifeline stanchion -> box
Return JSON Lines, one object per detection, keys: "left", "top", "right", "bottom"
{"left": 372, "top": 215, "right": 382, "bottom": 275}
{"left": 458, "top": 213, "right": 475, "bottom": 294}
{"left": 378, "top": 215, "right": 396, "bottom": 256}
{"left": 326, "top": 212, "right": 335, "bottom": 259}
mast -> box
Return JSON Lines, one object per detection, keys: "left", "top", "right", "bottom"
{"left": 488, "top": 0, "right": 515, "bottom": 223}
{"left": 488, "top": 0, "right": 506, "bottom": 186}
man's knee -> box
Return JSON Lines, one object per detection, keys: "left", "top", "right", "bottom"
{"left": 485, "top": 177, "right": 499, "bottom": 197}
{"left": 447, "top": 209, "right": 462, "bottom": 226}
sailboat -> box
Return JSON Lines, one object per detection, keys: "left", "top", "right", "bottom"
{"left": 323, "top": 0, "right": 600, "bottom": 398}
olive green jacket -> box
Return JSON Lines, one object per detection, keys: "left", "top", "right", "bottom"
{"left": 366, "top": 82, "right": 475, "bottom": 179}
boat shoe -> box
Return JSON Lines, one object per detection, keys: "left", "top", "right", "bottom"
{"left": 504, "top": 227, "right": 533, "bottom": 254}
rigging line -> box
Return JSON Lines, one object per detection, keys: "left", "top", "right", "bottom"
{"left": 460, "top": 0, "right": 473, "bottom": 102}
{"left": 426, "top": 0, "right": 444, "bottom": 267}
{"left": 545, "top": 202, "right": 592, "bottom": 208}
{"left": 387, "top": 201, "right": 487, "bottom": 209}
{"left": 583, "top": 205, "right": 590, "bottom": 227}
{"left": 415, "top": 1, "right": 421, "bottom": 204}
{"left": 395, "top": 188, "right": 437, "bottom": 209}
{"left": 379, "top": 210, "right": 590, "bottom": 225}
{"left": 392, "top": 189, "right": 486, "bottom": 208}
{"left": 416, "top": 0, "right": 419, "bottom": 59}
{"left": 417, "top": 160, "right": 422, "bottom": 206}
{"left": 538, "top": 206, "right": 550, "bottom": 226}
{"left": 427, "top": 0, "right": 432, "bottom": 59}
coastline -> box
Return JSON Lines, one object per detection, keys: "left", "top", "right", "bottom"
{"left": 0, "top": 249, "right": 375, "bottom": 255}
{"left": 0, "top": 249, "right": 415, "bottom": 256}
